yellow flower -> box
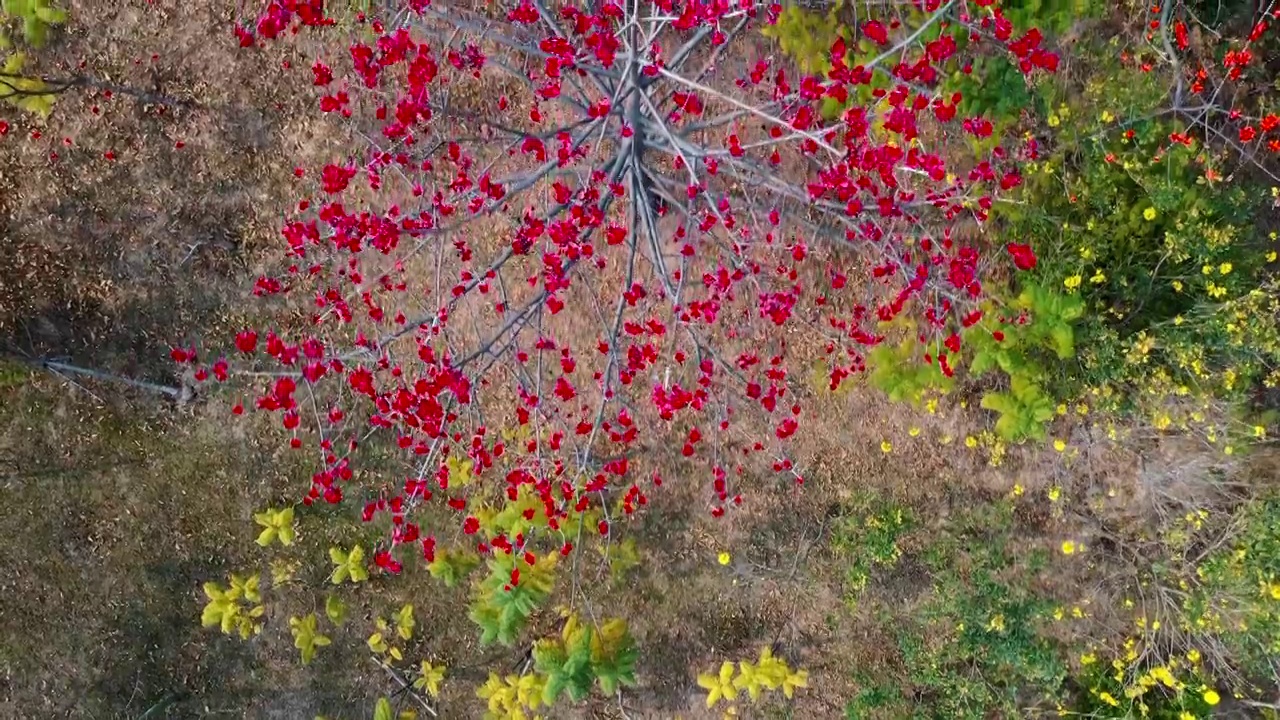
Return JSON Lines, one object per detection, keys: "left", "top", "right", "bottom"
{"left": 1053, "top": 439, "right": 1067, "bottom": 452}
{"left": 1268, "top": 250, "right": 1278, "bottom": 263}
{"left": 965, "top": 435, "right": 978, "bottom": 448}
{"left": 1187, "top": 649, "right": 1201, "bottom": 663}
{"left": 1100, "top": 110, "right": 1115, "bottom": 123}
{"left": 1143, "top": 207, "right": 1157, "bottom": 221}
{"left": 1173, "top": 280, "right": 1184, "bottom": 292}
{"left": 1061, "top": 541, "right": 1077, "bottom": 555}
{"left": 1048, "top": 113, "right": 1060, "bottom": 127}
{"left": 1269, "top": 583, "right": 1280, "bottom": 600}
{"left": 908, "top": 426, "right": 921, "bottom": 437}
{"left": 1064, "top": 274, "right": 1083, "bottom": 290}
{"left": 698, "top": 662, "right": 739, "bottom": 708}
{"left": 1048, "top": 486, "right": 1062, "bottom": 502}
{"left": 1099, "top": 691, "right": 1120, "bottom": 707}
{"left": 1179, "top": 713, "right": 1195, "bottom": 720}
{"left": 1012, "top": 484, "right": 1024, "bottom": 497}
{"left": 1219, "top": 262, "right": 1232, "bottom": 275}
{"left": 1202, "top": 689, "right": 1220, "bottom": 706}
{"left": 1090, "top": 269, "right": 1106, "bottom": 284}
{"left": 718, "top": 551, "right": 731, "bottom": 566}
{"left": 1254, "top": 425, "right": 1267, "bottom": 439}
{"left": 880, "top": 440, "right": 892, "bottom": 453}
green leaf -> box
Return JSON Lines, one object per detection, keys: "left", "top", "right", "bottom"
{"left": 325, "top": 595, "right": 347, "bottom": 626}
{"left": 330, "top": 544, "right": 367, "bottom": 584}
{"left": 1049, "top": 325, "right": 1074, "bottom": 359}
{"left": 427, "top": 549, "right": 480, "bottom": 588}
{"left": 373, "top": 697, "right": 393, "bottom": 720}
{"left": 34, "top": 6, "right": 67, "bottom": 24}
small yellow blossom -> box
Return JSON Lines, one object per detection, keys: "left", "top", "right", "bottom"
{"left": 1100, "top": 110, "right": 1115, "bottom": 123}
{"left": 965, "top": 435, "right": 978, "bottom": 448}
{"left": 1203, "top": 689, "right": 1220, "bottom": 706}
{"left": 1253, "top": 425, "right": 1266, "bottom": 439}
{"left": 1012, "top": 484, "right": 1024, "bottom": 497}
{"left": 1048, "top": 486, "right": 1062, "bottom": 502}
{"left": 1268, "top": 250, "right": 1278, "bottom": 263}
{"left": 1090, "top": 269, "right": 1106, "bottom": 284}
{"left": 1219, "top": 262, "right": 1232, "bottom": 275}
{"left": 1061, "top": 541, "right": 1077, "bottom": 555}
{"left": 1187, "top": 649, "right": 1201, "bottom": 663}
{"left": 1173, "top": 280, "right": 1184, "bottom": 292}
{"left": 1053, "top": 439, "right": 1067, "bottom": 452}
{"left": 881, "top": 440, "right": 892, "bottom": 454}
{"left": 718, "top": 552, "right": 731, "bottom": 566}
{"left": 908, "top": 426, "right": 921, "bottom": 437}
{"left": 1064, "top": 274, "right": 1083, "bottom": 290}
{"left": 1143, "top": 207, "right": 1157, "bottom": 221}
{"left": 1048, "top": 114, "right": 1060, "bottom": 127}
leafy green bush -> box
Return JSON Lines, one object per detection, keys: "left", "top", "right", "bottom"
{"left": 999, "top": 43, "right": 1280, "bottom": 434}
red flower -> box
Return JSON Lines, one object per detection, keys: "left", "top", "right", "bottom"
{"left": 1005, "top": 242, "right": 1037, "bottom": 271}
{"left": 862, "top": 20, "right": 889, "bottom": 45}
{"left": 235, "top": 329, "right": 258, "bottom": 353}
{"left": 312, "top": 61, "right": 333, "bottom": 86}
{"left": 320, "top": 164, "right": 357, "bottom": 194}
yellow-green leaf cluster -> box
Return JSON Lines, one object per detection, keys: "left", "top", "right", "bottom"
{"left": 329, "top": 544, "right": 368, "bottom": 584}
{"left": 413, "top": 660, "right": 446, "bottom": 698}
{"left": 698, "top": 647, "right": 808, "bottom": 710}
{"left": 368, "top": 604, "right": 414, "bottom": 662}
{"left": 200, "top": 573, "right": 264, "bottom": 639}
{"left": 0, "top": 52, "right": 54, "bottom": 116}
{"left": 289, "top": 613, "right": 331, "bottom": 665}
{"left": 477, "top": 672, "right": 546, "bottom": 720}
{"left": 254, "top": 506, "right": 296, "bottom": 547}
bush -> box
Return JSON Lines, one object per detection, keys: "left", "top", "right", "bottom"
{"left": 999, "top": 40, "right": 1280, "bottom": 436}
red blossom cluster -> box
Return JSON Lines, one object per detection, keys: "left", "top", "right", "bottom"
{"left": 192, "top": 0, "right": 1061, "bottom": 576}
